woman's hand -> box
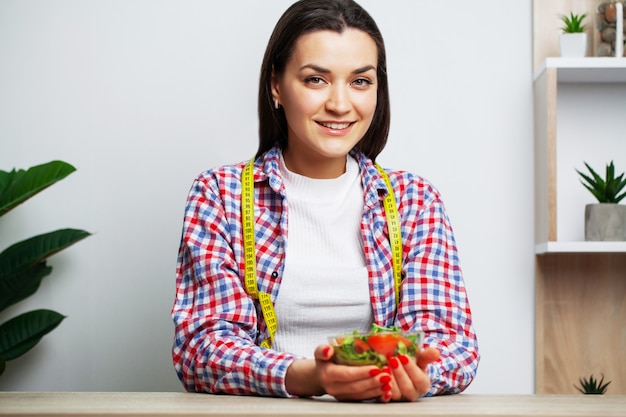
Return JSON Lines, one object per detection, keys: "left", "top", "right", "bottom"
{"left": 380, "top": 347, "right": 441, "bottom": 402}
{"left": 285, "top": 344, "right": 393, "bottom": 401}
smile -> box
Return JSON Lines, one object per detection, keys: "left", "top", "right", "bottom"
{"left": 317, "top": 121, "right": 353, "bottom": 130}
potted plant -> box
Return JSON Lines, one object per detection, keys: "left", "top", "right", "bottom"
{"left": 0, "top": 160, "right": 90, "bottom": 376}
{"left": 576, "top": 160, "right": 626, "bottom": 241}
{"left": 574, "top": 374, "right": 611, "bottom": 394}
{"left": 559, "top": 11, "right": 589, "bottom": 57}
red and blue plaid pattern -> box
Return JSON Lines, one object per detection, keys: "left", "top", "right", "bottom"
{"left": 172, "top": 146, "right": 479, "bottom": 397}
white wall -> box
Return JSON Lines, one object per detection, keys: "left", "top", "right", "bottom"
{"left": 0, "top": 0, "right": 534, "bottom": 393}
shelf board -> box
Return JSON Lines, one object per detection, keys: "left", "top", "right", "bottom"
{"left": 535, "top": 241, "right": 626, "bottom": 254}
{"left": 533, "top": 57, "right": 626, "bottom": 83}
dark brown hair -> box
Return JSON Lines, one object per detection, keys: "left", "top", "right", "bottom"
{"left": 256, "top": 0, "right": 390, "bottom": 160}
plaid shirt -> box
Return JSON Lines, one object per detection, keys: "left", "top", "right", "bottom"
{"left": 172, "top": 146, "right": 479, "bottom": 397}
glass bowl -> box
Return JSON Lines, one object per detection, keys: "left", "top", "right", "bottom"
{"left": 328, "top": 330, "right": 422, "bottom": 368}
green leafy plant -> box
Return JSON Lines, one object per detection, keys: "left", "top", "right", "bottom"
{"left": 574, "top": 374, "right": 611, "bottom": 394}
{"left": 576, "top": 161, "right": 626, "bottom": 203}
{"left": 0, "top": 161, "right": 90, "bottom": 376}
{"left": 560, "top": 12, "right": 588, "bottom": 33}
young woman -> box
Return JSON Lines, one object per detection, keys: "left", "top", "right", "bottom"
{"left": 172, "top": 0, "right": 479, "bottom": 402}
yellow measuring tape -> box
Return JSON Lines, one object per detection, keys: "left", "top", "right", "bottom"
{"left": 375, "top": 164, "right": 403, "bottom": 306}
{"left": 242, "top": 159, "right": 402, "bottom": 349}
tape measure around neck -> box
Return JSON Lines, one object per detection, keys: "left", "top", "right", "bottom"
{"left": 241, "top": 158, "right": 402, "bottom": 349}
{"left": 375, "top": 163, "right": 403, "bottom": 306}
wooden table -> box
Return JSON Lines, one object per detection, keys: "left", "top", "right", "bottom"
{"left": 0, "top": 392, "right": 625, "bottom": 417}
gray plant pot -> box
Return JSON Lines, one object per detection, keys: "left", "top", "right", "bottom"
{"left": 584, "top": 203, "right": 626, "bottom": 241}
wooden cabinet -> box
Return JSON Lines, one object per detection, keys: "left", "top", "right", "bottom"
{"left": 533, "top": 0, "right": 626, "bottom": 394}
{"left": 533, "top": 57, "right": 626, "bottom": 394}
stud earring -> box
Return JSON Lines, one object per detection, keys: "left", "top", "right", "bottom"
{"left": 274, "top": 99, "right": 280, "bottom": 109}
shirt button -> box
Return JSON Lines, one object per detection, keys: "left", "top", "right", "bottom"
{"left": 271, "top": 271, "right": 278, "bottom": 278}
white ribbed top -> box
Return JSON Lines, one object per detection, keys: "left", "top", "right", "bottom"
{"left": 272, "top": 154, "right": 373, "bottom": 358}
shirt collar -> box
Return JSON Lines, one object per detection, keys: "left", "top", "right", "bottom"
{"left": 254, "top": 146, "right": 390, "bottom": 207}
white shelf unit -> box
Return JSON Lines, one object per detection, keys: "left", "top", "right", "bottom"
{"left": 533, "top": 57, "right": 626, "bottom": 395}
{"left": 533, "top": 58, "right": 626, "bottom": 83}
{"left": 535, "top": 241, "right": 626, "bottom": 254}
{"left": 533, "top": 58, "right": 626, "bottom": 254}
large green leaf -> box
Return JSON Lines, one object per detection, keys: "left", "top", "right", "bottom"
{"left": 0, "top": 161, "right": 76, "bottom": 217}
{"left": 0, "top": 309, "right": 65, "bottom": 360}
{"left": 0, "top": 228, "right": 90, "bottom": 281}
{"left": 0, "top": 262, "right": 53, "bottom": 313}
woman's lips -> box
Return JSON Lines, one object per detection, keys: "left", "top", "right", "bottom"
{"left": 317, "top": 121, "right": 353, "bottom": 130}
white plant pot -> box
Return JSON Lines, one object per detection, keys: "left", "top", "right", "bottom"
{"left": 560, "top": 33, "right": 588, "bottom": 57}
{"left": 584, "top": 203, "right": 626, "bottom": 241}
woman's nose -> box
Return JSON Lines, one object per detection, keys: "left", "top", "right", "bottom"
{"left": 325, "top": 85, "right": 351, "bottom": 114}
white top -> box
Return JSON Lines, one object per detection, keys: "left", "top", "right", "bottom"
{"left": 272, "top": 154, "right": 373, "bottom": 358}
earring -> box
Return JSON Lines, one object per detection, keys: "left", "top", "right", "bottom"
{"left": 274, "top": 99, "right": 280, "bottom": 109}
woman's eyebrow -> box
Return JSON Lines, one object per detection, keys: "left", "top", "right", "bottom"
{"left": 353, "top": 65, "right": 376, "bottom": 74}
{"left": 299, "top": 64, "right": 377, "bottom": 74}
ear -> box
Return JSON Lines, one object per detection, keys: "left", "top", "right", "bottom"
{"left": 271, "top": 68, "right": 280, "bottom": 104}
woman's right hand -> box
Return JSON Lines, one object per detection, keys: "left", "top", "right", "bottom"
{"left": 285, "top": 344, "right": 393, "bottom": 401}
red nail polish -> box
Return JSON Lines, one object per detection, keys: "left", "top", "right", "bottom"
{"left": 399, "top": 355, "right": 409, "bottom": 365}
{"left": 369, "top": 368, "right": 381, "bottom": 377}
{"left": 382, "top": 366, "right": 390, "bottom": 374}
{"left": 382, "top": 383, "right": 392, "bottom": 391}
{"left": 323, "top": 346, "right": 331, "bottom": 358}
{"left": 389, "top": 357, "right": 399, "bottom": 369}
{"left": 380, "top": 374, "right": 391, "bottom": 384}
{"left": 384, "top": 391, "right": 392, "bottom": 400}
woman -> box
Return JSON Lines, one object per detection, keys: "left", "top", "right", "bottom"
{"left": 172, "top": 0, "right": 479, "bottom": 402}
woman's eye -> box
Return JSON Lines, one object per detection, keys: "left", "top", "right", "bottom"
{"left": 352, "top": 78, "right": 373, "bottom": 88}
{"left": 305, "top": 76, "right": 325, "bottom": 85}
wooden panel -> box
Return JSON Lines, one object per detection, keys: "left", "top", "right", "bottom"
{"left": 533, "top": 0, "right": 596, "bottom": 71}
{"left": 536, "top": 253, "right": 626, "bottom": 394}
{"left": 533, "top": 67, "right": 558, "bottom": 244}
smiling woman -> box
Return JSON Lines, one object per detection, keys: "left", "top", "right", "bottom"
{"left": 272, "top": 28, "right": 378, "bottom": 178}
{"left": 171, "top": 0, "right": 479, "bottom": 403}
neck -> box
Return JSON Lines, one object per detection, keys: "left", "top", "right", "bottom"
{"left": 282, "top": 149, "right": 347, "bottom": 179}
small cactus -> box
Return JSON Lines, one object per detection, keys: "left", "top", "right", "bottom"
{"left": 574, "top": 374, "right": 611, "bottom": 394}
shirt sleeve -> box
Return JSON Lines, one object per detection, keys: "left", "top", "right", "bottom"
{"left": 171, "top": 175, "right": 297, "bottom": 397}
{"left": 396, "top": 176, "right": 480, "bottom": 396}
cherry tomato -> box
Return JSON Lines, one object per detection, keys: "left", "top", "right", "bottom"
{"left": 396, "top": 336, "right": 415, "bottom": 348}
{"left": 353, "top": 338, "right": 371, "bottom": 354}
{"left": 366, "top": 334, "right": 399, "bottom": 358}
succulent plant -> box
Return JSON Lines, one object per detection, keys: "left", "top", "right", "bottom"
{"left": 576, "top": 160, "right": 626, "bottom": 203}
{"left": 574, "top": 374, "right": 611, "bottom": 394}
{"left": 560, "top": 12, "right": 588, "bottom": 33}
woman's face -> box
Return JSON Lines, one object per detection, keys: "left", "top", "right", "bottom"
{"left": 272, "top": 28, "right": 378, "bottom": 178}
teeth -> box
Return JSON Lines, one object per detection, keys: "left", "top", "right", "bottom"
{"left": 320, "top": 122, "right": 351, "bottom": 130}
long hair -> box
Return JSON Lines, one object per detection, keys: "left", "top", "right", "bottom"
{"left": 256, "top": 0, "right": 390, "bottom": 161}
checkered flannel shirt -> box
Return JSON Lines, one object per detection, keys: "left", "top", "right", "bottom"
{"left": 172, "top": 146, "right": 479, "bottom": 397}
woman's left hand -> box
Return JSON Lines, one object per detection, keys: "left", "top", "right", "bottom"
{"left": 379, "top": 347, "right": 441, "bottom": 402}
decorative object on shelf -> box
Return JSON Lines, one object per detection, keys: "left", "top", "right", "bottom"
{"left": 576, "top": 160, "right": 626, "bottom": 241}
{"left": 574, "top": 374, "right": 612, "bottom": 394}
{"left": 559, "top": 11, "right": 589, "bottom": 57}
{"left": 595, "top": 0, "right": 625, "bottom": 57}
{"left": 0, "top": 161, "right": 90, "bottom": 377}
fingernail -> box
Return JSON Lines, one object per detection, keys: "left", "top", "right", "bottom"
{"left": 389, "top": 357, "right": 399, "bottom": 369}
{"left": 382, "top": 382, "right": 392, "bottom": 391}
{"left": 380, "top": 374, "right": 391, "bottom": 384}
{"left": 384, "top": 391, "right": 392, "bottom": 400}
{"left": 322, "top": 346, "right": 331, "bottom": 357}
{"left": 369, "top": 368, "right": 381, "bottom": 377}
{"left": 399, "top": 355, "right": 409, "bottom": 365}
{"left": 382, "top": 366, "right": 390, "bottom": 374}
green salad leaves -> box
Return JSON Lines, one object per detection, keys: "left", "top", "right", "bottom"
{"left": 331, "top": 324, "right": 421, "bottom": 368}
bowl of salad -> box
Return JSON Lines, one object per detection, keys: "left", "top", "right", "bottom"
{"left": 329, "top": 324, "right": 423, "bottom": 368}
